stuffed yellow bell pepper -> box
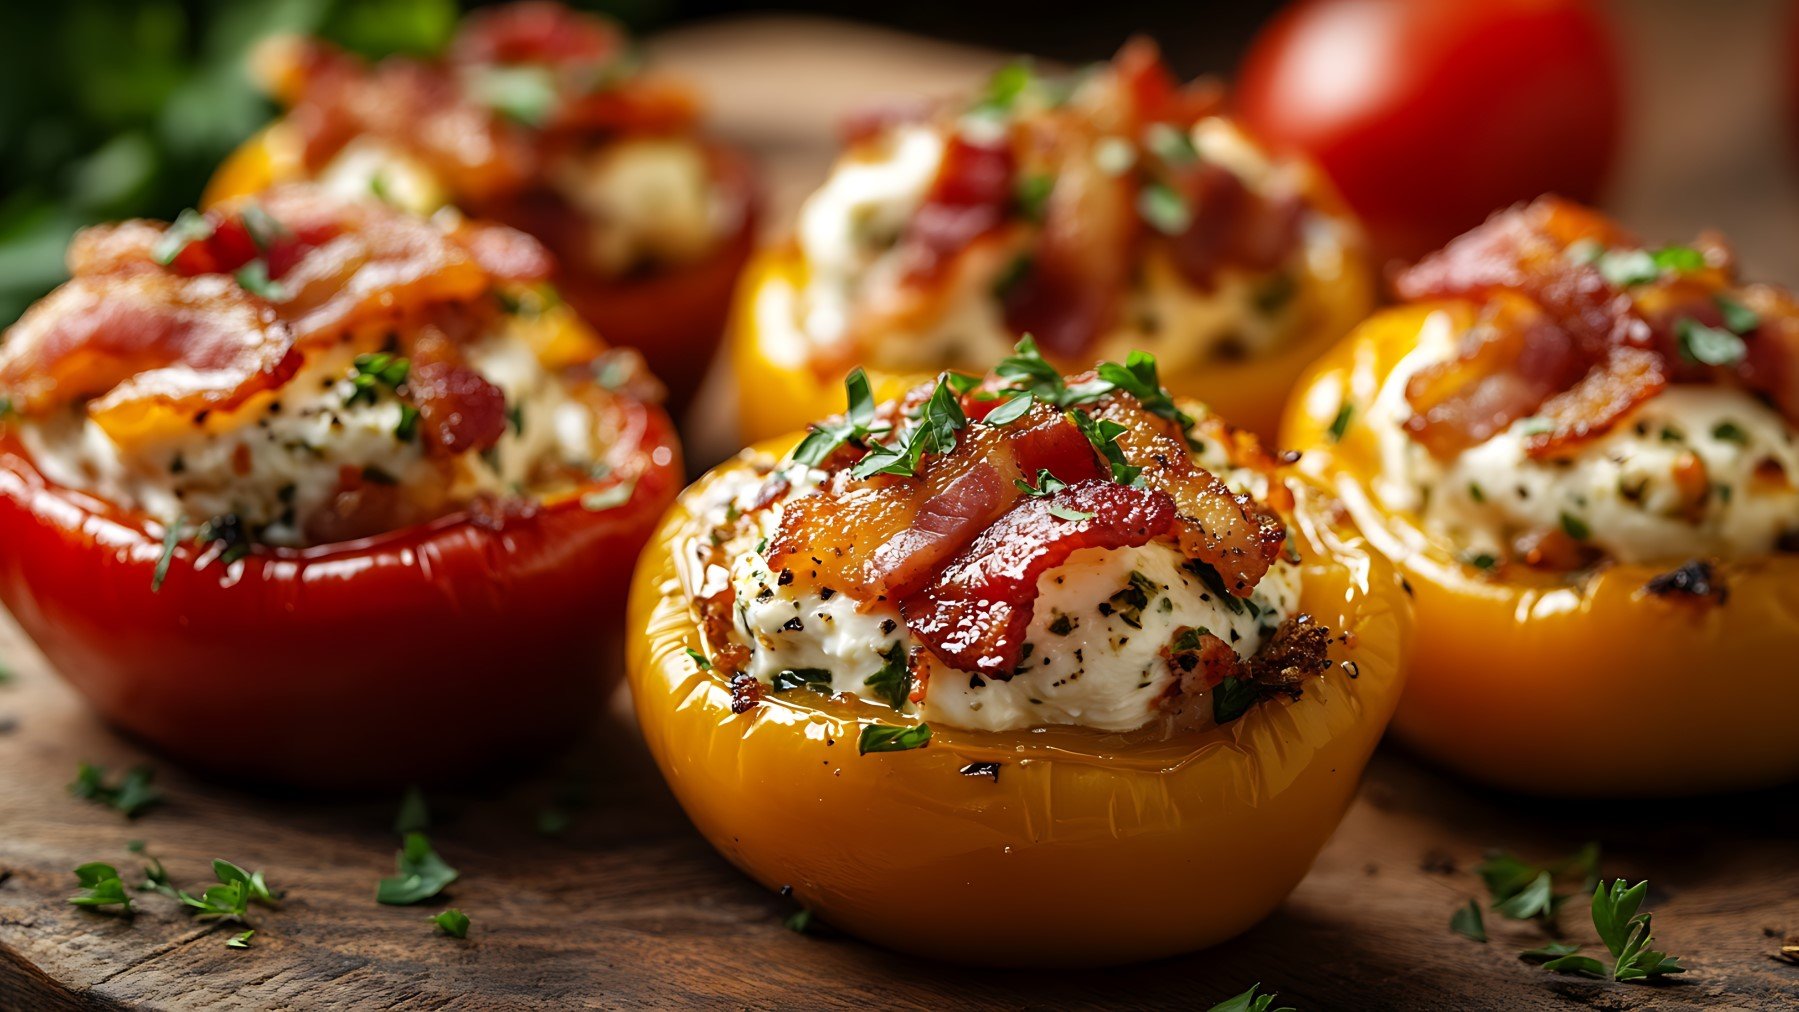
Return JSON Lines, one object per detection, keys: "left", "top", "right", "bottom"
{"left": 628, "top": 344, "right": 1409, "bottom": 966}
{"left": 1284, "top": 196, "right": 1799, "bottom": 796}
{"left": 730, "top": 38, "right": 1372, "bottom": 445}
{"left": 206, "top": 1, "right": 757, "bottom": 410}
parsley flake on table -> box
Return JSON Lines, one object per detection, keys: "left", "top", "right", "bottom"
{"left": 394, "top": 786, "right": 430, "bottom": 835}
{"left": 1477, "top": 842, "right": 1599, "bottom": 927}
{"left": 1525, "top": 879, "right": 1686, "bottom": 983}
{"left": 68, "top": 862, "right": 133, "bottom": 912}
{"left": 68, "top": 762, "right": 162, "bottom": 818}
{"left": 1450, "top": 899, "right": 1488, "bottom": 942}
{"left": 179, "top": 859, "right": 279, "bottom": 922}
{"left": 377, "top": 832, "right": 459, "bottom": 905}
{"left": 1206, "top": 983, "right": 1295, "bottom": 1012}
{"left": 226, "top": 929, "right": 256, "bottom": 950}
{"left": 432, "top": 909, "right": 471, "bottom": 939}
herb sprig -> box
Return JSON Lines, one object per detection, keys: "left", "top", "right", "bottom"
{"left": 1526, "top": 879, "right": 1686, "bottom": 983}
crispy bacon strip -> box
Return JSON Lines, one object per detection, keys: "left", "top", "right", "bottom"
{"left": 1094, "top": 394, "right": 1284, "bottom": 595}
{"left": 0, "top": 274, "right": 298, "bottom": 440}
{"left": 901, "top": 479, "right": 1177, "bottom": 676}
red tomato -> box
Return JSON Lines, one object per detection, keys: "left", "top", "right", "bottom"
{"left": 0, "top": 401, "right": 681, "bottom": 791}
{"left": 1237, "top": 0, "right": 1624, "bottom": 263}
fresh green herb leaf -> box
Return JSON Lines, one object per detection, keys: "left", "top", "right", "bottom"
{"left": 376, "top": 833, "right": 458, "bottom": 905}
{"left": 684, "top": 648, "right": 712, "bottom": 671}
{"left": 1520, "top": 941, "right": 1584, "bottom": 962}
{"left": 234, "top": 259, "right": 289, "bottom": 302}
{"left": 394, "top": 787, "right": 430, "bottom": 835}
{"left": 1594, "top": 248, "right": 1659, "bottom": 287}
{"left": 850, "top": 375, "right": 968, "bottom": 479}
{"left": 395, "top": 403, "right": 421, "bottom": 442}
{"left": 69, "top": 862, "right": 133, "bottom": 911}
{"left": 1677, "top": 317, "right": 1748, "bottom": 366}
{"left": 239, "top": 204, "right": 286, "bottom": 252}
{"left": 1493, "top": 870, "right": 1556, "bottom": 920}
{"left": 1015, "top": 469, "right": 1069, "bottom": 498}
{"left": 1205, "top": 983, "right": 1295, "bottom": 1012}
{"left": 1451, "top": 899, "right": 1488, "bottom": 942}
{"left": 1559, "top": 511, "right": 1591, "bottom": 541}
{"left": 152, "top": 517, "right": 184, "bottom": 592}
{"left": 1137, "top": 181, "right": 1192, "bottom": 235}
{"left": 793, "top": 368, "right": 886, "bottom": 466}
{"left": 1212, "top": 677, "right": 1264, "bottom": 724}
{"left": 180, "top": 859, "right": 278, "bottom": 922}
{"left": 991, "top": 337, "right": 1111, "bottom": 410}
{"left": 857, "top": 722, "right": 931, "bottom": 754}
{"left": 1478, "top": 843, "right": 1599, "bottom": 926}
{"left": 1015, "top": 172, "right": 1054, "bottom": 222}
{"left": 971, "top": 60, "right": 1034, "bottom": 116}
{"left": 1463, "top": 551, "right": 1499, "bottom": 571}
{"left": 1144, "top": 122, "right": 1199, "bottom": 166}
{"left": 1047, "top": 504, "right": 1095, "bottom": 523}
{"left": 69, "top": 763, "right": 162, "bottom": 818}
{"left": 580, "top": 477, "right": 636, "bottom": 512}
{"left": 1650, "top": 245, "right": 1705, "bottom": 273}
{"left": 468, "top": 64, "right": 559, "bottom": 126}
{"left": 1530, "top": 879, "right": 1685, "bottom": 983}
{"left": 154, "top": 208, "right": 214, "bottom": 266}
{"left": 784, "top": 907, "right": 816, "bottom": 933}
{"left": 226, "top": 929, "right": 255, "bottom": 949}
{"left": 1066, "top": 408, "right": 1142, "bottom": 486}
{"left": 771, "top": 668, "right": 833, "bottom": 692}
{"left": 1715, "top": 294, "right": 1760, "bottom": 334}
{"left": 1328, "top": 404, "right": 1353, "bottom": 442}
{"left": 1095, "top": 350, "right": 1194, "bottom": 432}
{"left": 863, "top": 642, "right": 912, "bottom": 710}
{"left": 432, "top": 909, "right": 471, "bottom": 938}
{"left": 1540, "top": 952, "right": 1610, "bottom": 977}
{"left": 1712, "top": 420, "right": 1749, "bottom": 445}
{"left": 348, "top": 353, "right": 411, "bottom": 406}
{"left": 982, "top": 391, "right": 1035, "bottom": 427}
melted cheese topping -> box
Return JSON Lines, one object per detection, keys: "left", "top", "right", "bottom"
{"left": 783, "top": 118, "right": 1354, "bottom": 375}
{"left": 680, "top": 456, "right": 1301, "bottom": 734}
{"left": 1367, "top": 311, "right": 1799, "bottom": 565}
{"left": 18, "top": 313, "right": 598, "bottom": 547}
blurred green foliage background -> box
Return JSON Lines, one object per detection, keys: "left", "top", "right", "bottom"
{"left": 0, "top": 0, "right": 669, "bottom": 326}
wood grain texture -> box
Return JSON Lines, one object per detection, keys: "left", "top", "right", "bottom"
{"left": 7, "top": 5, "right": 1799, "bottom": 1008}
{"left": 2, "top": 606, "right": 1797, "bottom": 1011}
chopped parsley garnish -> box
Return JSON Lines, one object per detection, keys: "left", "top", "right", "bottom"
{"left": 377, "top": 833, "right": 459, "bottom": 905}
{"left": 226, "top": 929, "right": 256, "bottom": 949}
{"left": 1137, "top": 181, "right": 1192, "bottom": 235}
{"left": 1170, "top": 626, "right": 1209, "bottom": 653}
{"left": 152, "top": 517, "right": 184, "bottom": 592}
{"left": 1096, "top": 350, "right": 1195, "bottom": 432}
{"left": 1463, "top": 551, "right": 1499, "bottom": 571}
{"left": 1047, "top": 504, "right": 1095, "bottom": 523}
{"left": 69, "top": 863, "right": 134, "bottom": 911}
{"left": 1015, "top": 172, "right": 1054, "bottom": 222}
{"left": 195, "top": 514, "right": 251, "bottom": 565}
{"left": 1450, "top": 899, "right": 1487, "bottom": 942}
{"left": 1676, "top": 317, "right": 1747, "bottom": 366}
{"left": 348, "top": 353, "right": 410, "bottom": 406}
{"left": 981, "top": 390, "right": 1036, "bottom": 426}
{"left": 1103, "top": 571, "right": 1157, "bottom": 629}
{"left": 793, "top": 367, "right": 885, "bottom": 467}
{"left": 850, "top": 375, "right": 968, "bottom": 479}
{"left": 234, "top": 259, "right": 289, "bottom": 302}
{"left": 772, "top": 668, "right": 833, "bottom": 692}
{"left": 1714, "top": 293, "right": 1760, "bottom": 334}
{"left": 69, "top": 762, "right": 162, "bottom": 818}
{"left": 1712, "top": 420, "right": 1749, "bottom": 445}
{"left": 1526, "top": 879, "right": 1685, "bottom": 982}
{"left": 1595, "top": 245, "right": 1703, "bottom": 287}
{"left": 432, "top": 909, "right": 471, "bottom": 939}
{"left": 857, "top": 722, "right": 931, "bottom": 754}
{"left": 1206, "top": 983, "right": 1294, "bottom": 1012}
{"left": 395, "top": 404, "right": 421, "bottom": 442}
{"left": 1212, "top": 677, "right": 1264, "bottom": 724}
{"left": 862, "top": 642, "right": 912, "bottom": 709}
{"left": 971, "top": 60, "right": 1034, "bottom": 116}
{"left": 180, "top": 859, "right": 279, "bottom": 921}
{"left": 1144, "top": 122, "right": 1199, "bottom": 166}
{"left": 1559, "top": 511, "right": 1591, "bottom": 541}
{"left": 153, "top": 208, "right": 214, "bottom": 265}
{"left": 469, "top": 64, "right": 559, "bottom": 126}
{"left": 1327, "top": 403, "right": 1354, "bottom": 442}
{"left": 239, "top": 204, "right": 286, "bottom": 252}
{"left": 684, "top": 648, "right": 712, "bottom": 671}
{"left": 1067, "top": 408, "right": 1142, "bottom": 486}
{"left": 1478, "top": 843, "right": 1599, "bottom": 927}
{"left": 580, "top": 477, "right": 637, "bottom": 512}
{"left": 989, "top": 336, "right": 1111, "bottom": 411}
{"left": 1016, "top": 469, "right": 1069, "bottom": 498}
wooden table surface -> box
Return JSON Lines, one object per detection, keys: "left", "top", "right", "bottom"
{"left": 6, "top": 7, "right": 1799, "bottom": 1009}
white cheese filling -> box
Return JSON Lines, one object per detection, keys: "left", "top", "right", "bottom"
{"left": 1367, "top": 310, "right": 1799, "bottom": 565}
{"left": 784, "top": 118, "right": 1354, "bottom": 376}
{"left": 19, "top": 318, "right": 598, "bottom": 547}
{"left": 681, "top": 458, "right": 1301, "bottom": 734}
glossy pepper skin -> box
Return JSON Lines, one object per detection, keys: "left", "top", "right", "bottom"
{"left": 206, "top": 126, "right": 756, "bottom": 412}
{"left": 1283, "top": 303, "right": 1799, "bottom": 796}
{"left": 728, "top": 242, "right": 1373, "bottom": 446}
{"left": 0, "top": 401, "right": 680, "bottom": 791}
{"left": 624, "top": 439, "right": 1410, "bottom": 967}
